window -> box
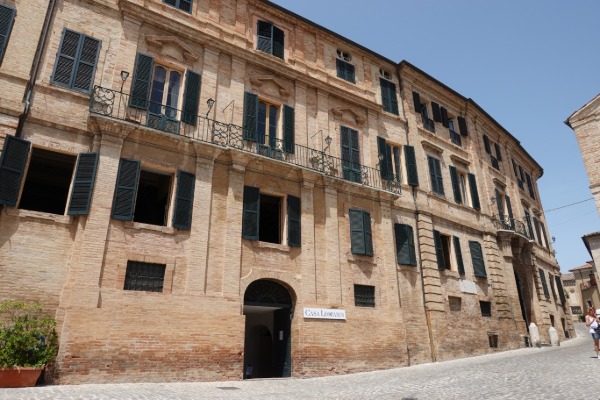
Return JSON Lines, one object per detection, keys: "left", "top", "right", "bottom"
{"left": 512, "top": 159, "right": 525, "bottom": 190}
{"left": 448, "top": 119, "right": 462, "bottom": 146}
{"left": 549, "top": 274, "right": 557, "bottom": 300}
{"left": 480, "top": 301, "right": 491, "bottom": 317}
{"left": 241, "top": 186, "right": 301, "bottom": 247}
{"left": 453, "top": 236, "right": 465, "bottom": 275}
{"left": 124, "top": 261, "right": 166, "bottom": 292}
{"left": 380, "top": 78, "right": 399, "bottom": 115}
{"left": 354, "top": 284, "right": 375, "bottom": 307}
{"left": 488, "top": 333, "right": 498, "bottom": 348}
{"left": 0, "top": 136, "right": 99, "bottom": 215}
{"left": 336, "top": 50, "right": 355, "bottom": 83}
{"left": 349, "top": 209, "right": 373, "bottom": 256}
{"left": 404, "top": 146, "right": 419, "bottom": 186}
{"left": 394, "top": 223, "right": 416, "bottom": 265}
{"left": 412, "top": 92, "right": 435, "bottom": 133}
{"left": 243, "top": 92, "right": 295, "bottom": 154}
{"left": 129, "top": 53, "right": 201, "bottom": 132}
{"left": 555, "top": 275, "right": 566, "bottom": 304}
{"left": 51, "top": 29, "right": 101, "bottom": 93}
{"left": 494, "top": 188, "right": 514, "bottom": 229}
{"left": 539, "top": 268, "right": 550, "bottom": 299}
{"left": 257, "top": 20, "right": 284, "bottom": 59}
{"left": 163, "top": 0, "right": 192, "bottom": 13}
{"left": 449, "top": 296, "right": 462, "bottom": 312}
{"left": 483, "top": 135, "right": 501, "bottom": 170}
{"left": 427, "top": 156, "right": 444, "bottom": 195}
{"left": 433, "top": 230, "right": 451, "bottom": 270}
{"left": 341, "top": 126, "right": 361, "bottom": 183}
{"left": 449, "top": 166, "right": 471, "bottom": 206}
{"left": 469, "top": 240, "right": 487, "bottom": 278}
{"left": 111, "top": 159, "right": 195, "bottom": 229}
{"left": 379, "top": 68, "right": 391, "bottom": 80}
{"left": 0, "top": 4, "right": 15, "bottom": 65}
{"left": 525, "top": 172, "right": 536, "bottom": 199}
{"left": 524, "top": 209, "right": 535, "bottom": 240}
{"left": 377, "top": 137, "right": 401, "bottom": 182}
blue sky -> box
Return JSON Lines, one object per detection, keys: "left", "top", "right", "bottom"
{"left": 272, "top": 0, "right": 600, "bottom": 273}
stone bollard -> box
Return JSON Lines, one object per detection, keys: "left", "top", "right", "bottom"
{"left": 548, "top": 327, "right": 560, "bottom": 346}
{"left": 529, "top": 323, "right": 541, "bottom": 347}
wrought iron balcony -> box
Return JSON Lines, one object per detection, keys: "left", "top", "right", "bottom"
{"left": 449, "top": 130, "right": 462, "bottom": 147}
{"left": 492, "top": 214, "right": 531, "bottom": 240}
{"left": 421, "top": 114, "right": 435, "bottom": 133}
{"left": 89, "top": 86, "right": 400, "bottom": 194}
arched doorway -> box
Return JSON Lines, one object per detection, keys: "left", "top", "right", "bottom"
{"left": 243, "top": 280, "right": 293, "bottom": 379}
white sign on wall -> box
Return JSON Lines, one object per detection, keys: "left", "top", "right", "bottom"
{"left": 303, "top": 307, "right": 346, "bottom": 320}
{"left": 460, "top": 279, "right": 477, "bottom": 294}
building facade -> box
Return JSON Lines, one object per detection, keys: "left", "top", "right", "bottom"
{"left": 0, "top": 0, "right": 570, "bottom": 384}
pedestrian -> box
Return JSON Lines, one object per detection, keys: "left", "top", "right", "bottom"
{"left": 585, "top": 306, "right": 600, "bottom": 359}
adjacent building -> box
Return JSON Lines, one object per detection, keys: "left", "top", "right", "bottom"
{"left": 0, "top": 0, "right": 570, "bottom": 384}
{"left": 566, "top": 261, "right": 600, "bottom": 320}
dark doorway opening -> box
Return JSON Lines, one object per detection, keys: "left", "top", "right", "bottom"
{"left": 243, "top": 280, "right": 292, "bottom": 379}
{"left": 258, "top": 194, "right": 281, "bottom": 244}
{"left": 133, "top": 169, "right": 171, "bottom": 226}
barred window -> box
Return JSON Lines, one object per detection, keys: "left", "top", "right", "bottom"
{"left": 480, "top": 301, "right": 491, "bottom": 317}
{"left": 124, "top": 261, "right": 166, "bottom": 292}
{"left": 354, "top": 284, "right": 375, "bottom": 307}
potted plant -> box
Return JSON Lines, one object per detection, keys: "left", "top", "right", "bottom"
{"left": 0, "top": 300, "right": 58, "bottom": 388}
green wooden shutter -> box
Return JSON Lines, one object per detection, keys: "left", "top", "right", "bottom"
{"left": 129, "top": 53, "right": 154, "bottom": 109}
{"left": 0, "top": 135, "right": 30, "bottom": 206}
{"left": 483, "top": 135, "right": 491, "bottom": 154}
{"left": 272, "top": 25, "right": 284, "bottom": 59}
{"left": 433, "top": 230, "right": 445, "bottom": 270}
{"left": 533, "top": 217, "right": 542, "bottom": 246}
{"left": 363, "top": 211, "right": 373, "bottom": 256}
{"left": 453, "top": 236, "right": 465, "bottom": 275}
{"left": 172, "top": 171, "right": 195, "bottom": 230}
{"left": 67, "top": 152, "right": 99, "bottom": 215}
{"left": 283, "top": 105, "right": 295, "bottom": 153}
{"left": 540, "top": 222, "right": 549, "bottom": 249}
{"left": 243, "top": 92, "right": 258, "bottom": 141}
{"left": 494, "top": 143, "right": 502, "bottom": 161}
{"left": 428, "top": 157, "right": 444, "bottom": 195}
{"left": 182, "top": 70, "right": 201, "bottom": 125}
{"left": 539, "top": 268, "right": 550, "bottom": 299}
{"left": 412, "top": 92, "right": 421, "bottom": 112}
{"left": 349, "top": 209, "right": 366, "bottom": 255}
{"left": 0, "top": 5, "right": 16, "bottom": 64}
{"left": 526, "top": 173, "right": 536, "bottom": 199}
{"left": 549, "top": 274, "right": 557, "bottom": 299}
{"left": 449, "top": 166, "right": 461, "bottom": 203}
{"left": 431, "top": 102, "right": 441, "bottom": 122}
{"left": 505, "top": 195, "right": 515, "bottom": 229}
{"left": 380, "top": 79, "right": 391, "bottom": 113}
{"left": 111, "top": 159, "right": 140, "bottom": 220}
{"left": 287, "top": 195, "right": 301, "bottom": 247}
{"left": 441, "top": 107, "right": 449, "bottom": 128}
{"left": 555, "top": 276, "right": 566, "bottom": 304}
{"left": 395, "top": 223, "right": 416, "bottom": 265}
{"left": 404, "top": 145, "right": 419, "bottom": 186}
{"left": 52, "top": 30, "right": 81, "bottom": 87}
{"left": 347, "top": 62, "right": 355, "bottom": 84}
{"left": 457, "top": 116, "right": 468, "bottom": 136}
{"left": 52, "top": 30, "right": 100, "bottom": 92}
{"left": 525, "top": 210, "right": 534, "bottom": 239}
{"left": 242, "top": 186, "right": 260, "bottom": 240}
{"left": 389, "top": 81, "right": 399, "bottom": 115}
{"left": 468, "top": 173, "right": 480, "bottom": 210}
{"left": 73, "top": 35, "right": 101, "bottom": 92}
{"left": 469, "top": 240, "right": 486, "bottom": 278}
{"left": 257, "top": 21, "right": 272, "bottom": 54}
{"left": 495, "top": 188, "right": 504, "bottom": 221}
{"left": 336, "top": 59, "right": 345, "bottom": 79}
{"left": 377, "top": 137, "right": 393, "bottom": 180}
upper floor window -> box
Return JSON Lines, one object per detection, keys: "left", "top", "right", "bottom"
{"left": 433, "top": 230, "right": 466, "bottom": 275}
{"left": 469, "top": 240, "right": 487, "bottom": 278}
{"left": 412, "top": 92, "right": 435, "bottom": 133}
{"left": 341, "top": 126, "right": 362, "bottom": 183}
{"left": 163, "top": 0, "right": 192, "bottom": 13}
{"left": 512, "top": 159, "right": 525, "bottom": 190}
{"left": 380, "top": 78, "right": 399, "bottom": 115}
{"left": 336, "top": 50, "right": 355, "bottom": 83}
{"left": 379, "top": 68, "right": 391, "bottom": 80}
{"left": 257, "top": 21, "right": 284, "bottom": 59}
{"left": 427, "top": 155, "right": 444, "bottom": 196}
{"left": 449, "top": 166, "right": 480, "bottom": 210}
{"left": 377, "top": 137, "right": 402, "bottom": 183}
{"left": 0, "top": 4, "right": 15, "bottom": 65}
{"left": 525, "top": 172, "right": 536, "bottom": 199}
{"left": 483, "top": 135, "right": 501, "bottom": 170}
{"left": 494, "top": 187, "right": 515, "bottom": 230}
{"left": 51, "top": 29, "right": 101, "bottom": 93}
{"left": 349, "top": 209, "right": 373, "bottom": 256}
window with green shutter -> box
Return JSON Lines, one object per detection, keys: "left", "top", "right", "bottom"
{"left": 533, "top": 217, "right": 543, "bottom": 246}
{"left": 404, "top": 145, "right": 419, "bottom": 186}
{"left": 112, "top": 159, "right": 141, "bottom": 221}
{"left": 182, "top": 70, "right": 201, "bottom": 125}
{"left": 172, "top": 171, "right": 195, "bottom": 230}
{"left": 257, "top": 21, "right": 284, "bottom": 59}
{"left": 433, "top": 230, "right": 451, "bottom": 270}
{"left": 525, "top": 210, "right": 535, "bottom": 240}
{"left": 380, "top": 79, "right": 399, "bottom": 115}
{"left": 449, "top": 166, "right": 461, "bottom": 204}
{"left": 283, "top": 105, "right": 295, "bottom": 153}
{"left": 428, "top": 156, "right": 444, "bottom": 195}
{"left": 130, "top": 53, "right": 154, "bottom": 109}
{"left": 341, "top": 126, "right": 362, "bottom": 184}
{"left": 453, "top": 236, "right": 465, "bottom": 275}
{"left": 394, "top": 223, "right": 416, "bottom": 265}
{"left": 349, "top": 209, "right": 373, "bottom": 256}
{"left": 67, "top": 153, "right": 99, "bottom": 215}
{"left": 469, "top": 240, "right": 486, "bottom": 278}
{"left": 0, "top": 135, "right": 30, "bottom": 207}
{"left": 242, "top": 186, "right": 260, "bottom": 240}
{"left": 468, "top": 173, "right": 480, "bottom": 210}
{"left": 0, "top": 4, "right": 15, "bottom": 65}
{"left": 505, "top": 195, "right": 515, "bottom": 229}
{"left": 287, "top": 195, "right": 301, "bottom": 247}
{"left": 51, "top": 29, "right": 101, "bottom": 93}
{"left": 555, "top": 276, "right": 566, "bottom": 304}
{"left": 549, "top": 273, "right": 557, "bottom": 300}
{"left": 539, "top": 268, "right": 550, "bottom": 299}
{"left": 336, "top": 58, "right": 356, "bottom": 83}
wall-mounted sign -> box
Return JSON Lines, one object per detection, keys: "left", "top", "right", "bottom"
{"left": 460, "top": 279, "right": 477, "bottom": 294}
{"left": 303, "top": 307, "right": 346, "bottom": 320}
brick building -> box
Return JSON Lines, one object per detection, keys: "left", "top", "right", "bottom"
{"left": 0, "top": 0, "right": 570, "bottom": 384}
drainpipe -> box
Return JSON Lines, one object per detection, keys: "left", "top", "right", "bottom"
{"left": 15, "top": 0, "right": 57, "bottom": 138}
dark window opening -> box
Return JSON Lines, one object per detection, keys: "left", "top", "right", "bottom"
{"left": 550, "top": 315, "right": 555, "bottom": 327}
{"left": 19, "top": 148, "right": 76, "bottom": 215}
{"left": 163, "top": 0, "right": 192, "bottom": 13}
{"left": 124, "top": 261, "right": 166, "bottom": 292}
{"left": 480, "top": 301, "right": 491, "bottom": 317}
{"left": 259, "top": 193, "right": 281, "bottom": 244}
{"left": 448, "top": 296, "right": 461, "bottom": 312}
{"left": 354, "top": 284, "right": 375, "bottom": 307}
{"left": 441, "top": 234, "right": 452, "bottom": 270}
{"left": 133, "top": 170, "right": 171, "bottom": 226}
{"left": 488, "top": 333, "right": 498, "bottom": 348}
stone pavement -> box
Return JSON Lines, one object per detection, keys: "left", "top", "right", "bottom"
{"left": 1, "top": 324, "right": 596, "bottom": 400}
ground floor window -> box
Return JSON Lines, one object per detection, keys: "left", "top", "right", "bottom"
{"left": 124, "top": 261, "right": 166, "bottom": 292}
{"left": 354, "top": 284, "right": 375, "bottom": 307}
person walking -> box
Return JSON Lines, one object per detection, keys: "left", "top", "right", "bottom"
{"left": 585, "top": 306, "right": 600, "bottom": 359}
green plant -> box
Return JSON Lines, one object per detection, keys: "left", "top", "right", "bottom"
{"left": 0, "top": 300, "right": 58, "bottom": 368}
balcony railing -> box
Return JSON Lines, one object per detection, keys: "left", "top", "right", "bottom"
{"left": 89, "top": 86, "right": 401, "bottom": 194}
{"left": 421, "top": 114, "right": 435, "bottom": 133}
{"left": 449, "top": 130, "right": 462, "bottom": 147}
{"left": 492, "top": 214, "right": 531, "bottom": 240}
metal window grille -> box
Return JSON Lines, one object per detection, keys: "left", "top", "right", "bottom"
{"left": 480, "top": 301, "right": 492, "bottom": 317}
{"left": 124, "top": 261, "right": 166, "bottom": 292}
{"left": 354, "top": 284, "right": 375, "bottom": 307}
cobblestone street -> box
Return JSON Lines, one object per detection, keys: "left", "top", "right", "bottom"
{"left": 0, "top": 324, "right": 593, "bottom": 400}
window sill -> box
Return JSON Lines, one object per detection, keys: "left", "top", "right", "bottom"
{"left": 123, "top": 221, "right": 175, "bottom": 234}
{"left": 347, "top": 253, "right": 376, "bottom": 264}
{"left": 250, "top": 240, "right": 290, "bottom": 252}
{"left": 4, "top": 207, "right": 74, "bottom": 225}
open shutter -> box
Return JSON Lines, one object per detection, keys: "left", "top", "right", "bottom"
{"left": 349, "top": 209, "right": 365, "bottom": 255}
{"left": 272, "top": 25, "right": 285, "bottom": 59}
{"left": 283, "top": 105, "right": 295, "bottom": 153}
{"left": 242, "top": 186, "right": 260, "bottom": 240}
{"left": 549, "top": 274, "right": 557, "bottom": 299}
{"left": 449, "top": 166, "right": 461, "bottom": 203}
{"left": 457, "top": 116, "right": 468, "bottom": 136}
{"left": 363, "top": 211, "right": 373, "bottom": 256}
{"left": 453, "top": 236, "right": 465, "bottom": 275}
{"left": 412, "top": 92, "right": 421, "bottom": 112}
{"left": 336, "top": 58, "right": 345, "bottom": 80}
{"left": 525, "top": 211, "right": 534, "bottom": 239}
{"left": 287, "top": 195, "right": 301, "bottom": 247}
{"left": 526, "top": 173, "right": 536, "bottom": 199}
{"left": 389, "top": 81, "right": 399, "bottom": 115}
{"left": 469, "top": 240, "right": 486, "bottom": 278}
{"left": 346, "top": 62, "right": 356, "bottom": 83}
{"left": 182, "top": 70, "right": 201, "bottom": 125}
{"left": 431, "top": 102, "right": 441, "bottom": 123}
{"left": 539, "top": 268, "right": 550, "bottom": 299}
{"left": 494, "top": 143, "right": 502, "bottom": 161}
{"left": 395, "top": 224, "right": 416, "bottom": 265}
{"left": 377, "top": 137, "right": 393, "bottom": 180}
{"left": 404, "top": 145, "right": 419, "bottom": 186}
{"left": 111, "top": 159, "right": 140, "bottom": 220}
{"left": 506, "top": 194, "right": 515, "bottom": 229}
{"left": 67, "top": 152, "right": 99, "bottom": 215}
{"left": 0, "top": 135, "right": 30, "bottom": 206}
{"left": 555, "top": 276, "right": 566, "bottom": 304}
{"left": 533, "top": 217, "right": 543, "bottom": 246}
{"left": 0, "top": 5, "right": 16, "bottom": 64}
{"left": 72, "top": 35, "right": 101, "bottom": 92}
{"left": 380, "top": 80, "right": 391, "bottom": 113}
{"left": 540, "top": 222, "right": 549, "bottom": 249}
{"left": 243, "top": 92, "right": 258, "bottom": 141}
{"left": 495, "top": 188, "right": 504, "bottom": 221}
{"left": 257, "top": 21, "right": 272, "bottom": 54}
{"left": 52, "top": 30, "right": 81, "bottom": 87}
{"left": 483, "top": 135, "right": 491, "bottom": 154}
{"left": 433, "top": 230, "right": 445, "bottom": 270}
{"left": 172, "top": 171, "right": 195, "bottom": 230}
{"left": 129, "top": 53, "right": 154, "bottom": 109}
{"left": 468, "top": 173, "right": 480, "bottom": 210}
{"left": 441, "top": 107, "right": 449, "bottom": 128}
